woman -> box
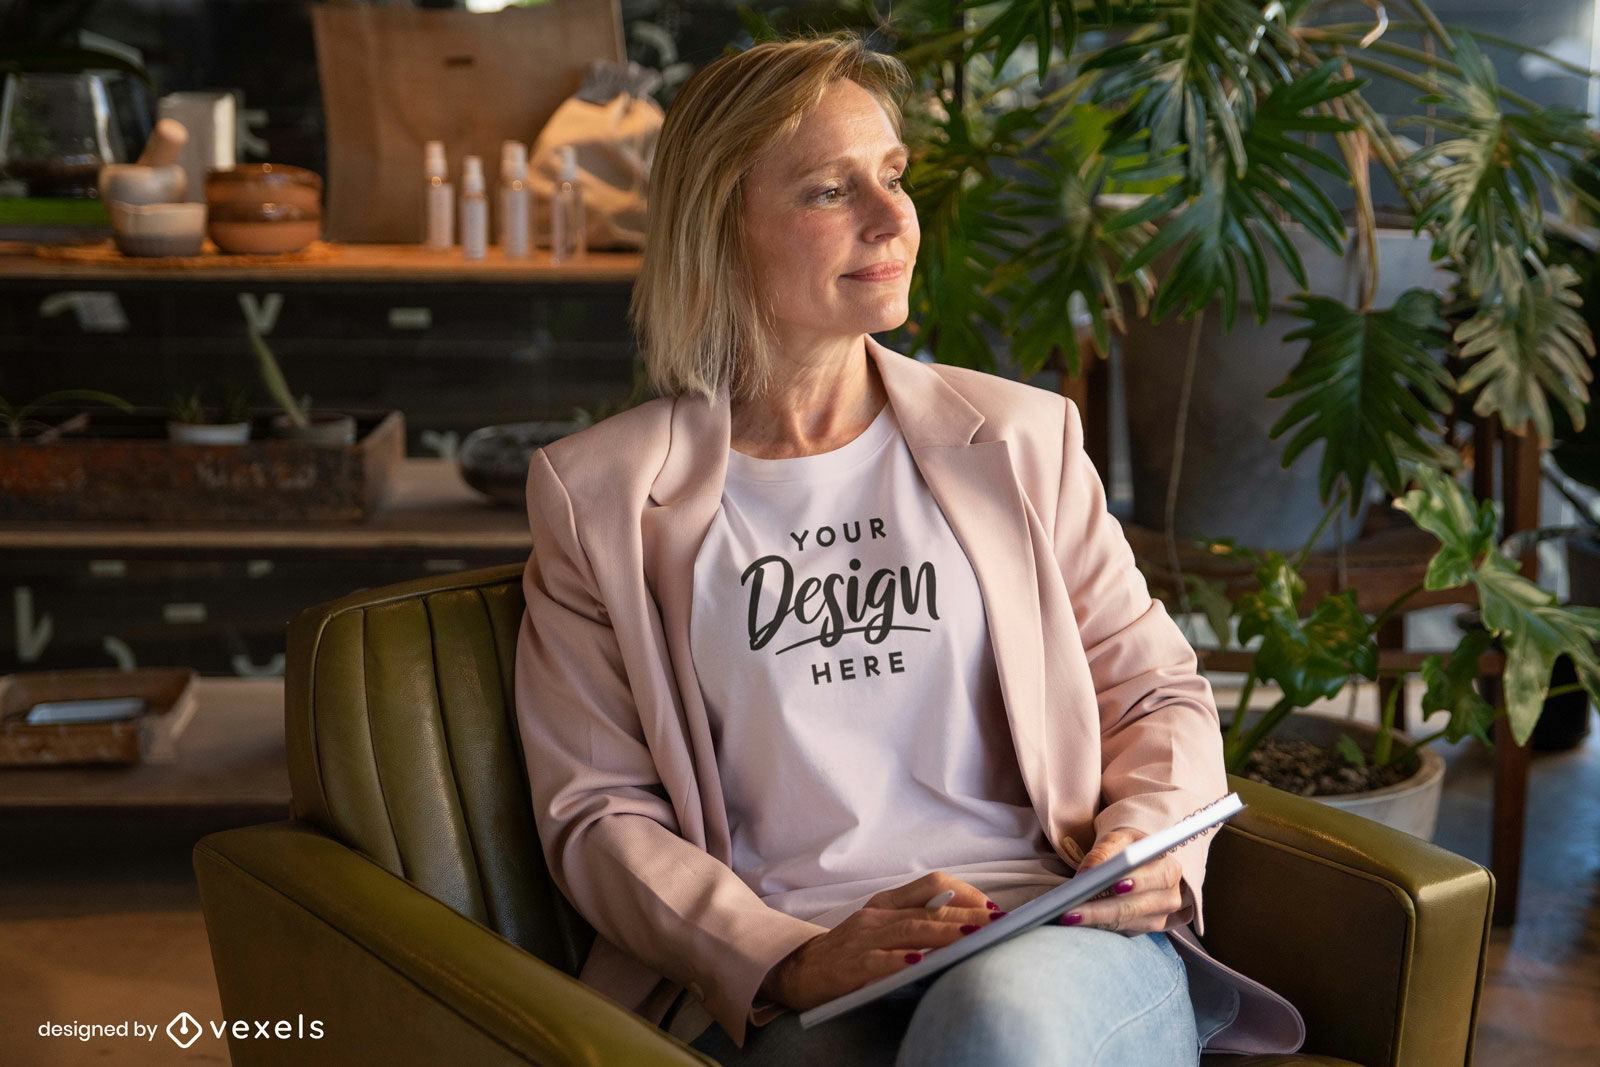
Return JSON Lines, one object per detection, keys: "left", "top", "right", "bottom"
{"left": 514, "top": 32, "right": 1302, "bottom": 1065}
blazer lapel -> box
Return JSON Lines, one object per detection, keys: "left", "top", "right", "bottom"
{"left": 867, "top": 339, "right": 1053, "bottom": 826}
{"left": 640, "top": 389, "right": 733, "bottom": 857}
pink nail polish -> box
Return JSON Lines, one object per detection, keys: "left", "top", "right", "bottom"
{"left": 1060, "top": 912, "right": 1083, "bottom": 926}
{"left": 960, "top": 924, "right": 978, "bottom": 934}
{"left": 1114, "top": 878, "right": 1136, "bottom": 895}
{"left": 905, "top": 952, "right": 923, "bottom": 964}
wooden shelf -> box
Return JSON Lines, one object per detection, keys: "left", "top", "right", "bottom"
{"left": 0, "top": 241, "right": 641, "bottom": 285}
{"left": 0, "top": 458, "right": 531, "bottom": 556}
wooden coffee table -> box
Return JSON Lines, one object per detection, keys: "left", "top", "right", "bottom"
{"left": 0, "top": 677, "right": 289, "bottom": 819}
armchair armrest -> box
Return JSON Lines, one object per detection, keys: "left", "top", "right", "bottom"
{"left": 194, "top": 821, "right": 715, "bottom": 1067}
{"left": 1203, "top": 777, "right": 1493, "bottom": 1067}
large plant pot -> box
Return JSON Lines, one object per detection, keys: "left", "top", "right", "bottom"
{"left": 1247, "top": 711, "right": 1446, "bottom": 840}
{"left": 1121, "top": 226, "right": 1451, "bottom": 551}
{"left": 1538, "top": 533, "right": 1600, "bottom": 750}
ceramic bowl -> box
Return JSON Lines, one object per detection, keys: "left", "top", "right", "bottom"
{"left": 458, "top": 421, "right": 584, "bottom": 506}
{"left": 109, "top": 201, "right": 207, "bottom": 257}
{"left": 204, "top": 163, "right": 322, "bottom": 215}
{"left": 207, "top": 200, "right": 321, "bottom": 254}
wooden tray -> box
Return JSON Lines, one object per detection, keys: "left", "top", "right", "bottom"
{"left": 0, "top": 668, "right": 199, "bottom": 766}
{"left": 0, "top": 410, "right": 404, "bottom": 522}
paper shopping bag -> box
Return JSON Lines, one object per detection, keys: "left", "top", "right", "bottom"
{"left": 311, "top": 0, "right": 624, "bottom": 243}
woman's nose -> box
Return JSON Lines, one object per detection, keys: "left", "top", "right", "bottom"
{"left": 863, "top": 185, "right": 912, "bottom": 240}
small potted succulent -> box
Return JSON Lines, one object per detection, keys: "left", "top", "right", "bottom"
{"left": 166, "top": 383, "right": 252, "bottom": 444}
{"left": 246, "top": 322, "right": 354, "bottom": 445}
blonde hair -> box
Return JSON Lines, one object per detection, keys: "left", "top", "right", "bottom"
{"left": 630, "top": 31, "right": 911, "bottom": 401}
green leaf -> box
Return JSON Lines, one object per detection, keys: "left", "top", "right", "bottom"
{"left": 1418, "top": 633, "right": 1495, "bottom": 746}
{"left": 1404, "top": 34, "right": 1592, "bottom": 290}
{"left": 1269, "top": 289, "right": 1455, "bottom": 506}
{"left": 1105, "top": 61, "right": 1357, "bottom": 325}
{"left": 1473, "top": 557, "right": 1600, "bottom": 744}
{"left": 1455, "top": 265, "right": 1595, "bottom": 443}
{"left": 1395, "top": 468, "right": 1500, "bottom": 590}
{"left": 1184, "top": 573, "right": 1236, "bottom": 650}
{"left": 1399, "top": 467, "right": 1600, "bottom": 745}
{"left": 1236, "top": 555, "right": 1376, "bottom": 706}
{"left": 1335, "top": 733, "right": 1368, "bottom": 768}
{"left": 997, "top": 111, "right": 1151, "bottom": 376}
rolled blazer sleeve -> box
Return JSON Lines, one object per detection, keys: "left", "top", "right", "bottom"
{"left": 1050, "top": 401, "right": 1228, "bottom": 931}
{"left": 514, "top": 448, "right": 821, "bottom": 1045}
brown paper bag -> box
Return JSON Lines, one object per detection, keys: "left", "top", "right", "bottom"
{"left": 311, "top": 0, "right": 624, "bottom": 243}
{"left": 531, "top": 63, "right": 664, "bottom": 251}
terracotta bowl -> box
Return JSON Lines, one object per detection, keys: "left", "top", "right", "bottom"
{"left": 207, "top": 200, "right": 320, "bottom": 254}
{"left": 204, "top": 163, "right": 322, "bottom": 214}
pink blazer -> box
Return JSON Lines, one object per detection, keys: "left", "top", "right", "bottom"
{"left": 514, "top": 336, "right": 1303, "bottom": 1052}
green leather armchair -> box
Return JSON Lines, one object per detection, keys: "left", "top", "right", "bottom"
{"left": 195, "top": 565, "right": 1494, "bottom": 1066}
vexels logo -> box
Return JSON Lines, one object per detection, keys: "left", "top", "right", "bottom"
{"left": 166, "top": 1012, "right": 202, "bottom": 1048}
{"left": 37, "top": 1011, "right": 325, "bottom": 1047}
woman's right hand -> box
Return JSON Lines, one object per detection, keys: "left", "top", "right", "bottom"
{"left": 758, "top": 872, "right": 1000, "bottom": 1011}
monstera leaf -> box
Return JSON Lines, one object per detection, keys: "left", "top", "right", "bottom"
{"left": 1270, "top": 288, "right": 1455, "bottom": 507}
{"left": 1409, "top": 35, "right": 1593, "bottom": 286}
{"left": 1399, "top": 468, "right": 1600, "bottom": 744}
{"left": 1455, "top": 265, "right": 1594, "bottom": 444}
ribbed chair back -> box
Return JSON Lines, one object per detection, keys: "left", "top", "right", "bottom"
{"left": 283, "top": 563, "right": 594, "bottom": 976}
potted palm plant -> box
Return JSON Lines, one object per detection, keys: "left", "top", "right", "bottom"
{"left": 734, "top": 1, "right": 1600, "bottom": 818}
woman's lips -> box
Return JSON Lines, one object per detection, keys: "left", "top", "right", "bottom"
{"left": 843, "top": 261, "right": 905, "bottom": 281}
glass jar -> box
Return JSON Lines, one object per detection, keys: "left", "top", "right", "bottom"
{"left": 0, "top": 72, "right": 127, "bottom": 197}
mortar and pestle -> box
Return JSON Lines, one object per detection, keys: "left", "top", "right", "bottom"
{"left": 98, "top": 119, "right": 207, "bottom": 256}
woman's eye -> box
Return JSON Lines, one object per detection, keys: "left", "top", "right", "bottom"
{"left": 813, "top": 174, "right": 907, "bottom": 203}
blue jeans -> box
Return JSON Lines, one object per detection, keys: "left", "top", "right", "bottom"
{"left": 689, "top": 927, "right": 1200, "bottom": 1066}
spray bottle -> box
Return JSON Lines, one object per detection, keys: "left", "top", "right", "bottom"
{"left": 424, "top": 141, "right": 453, "bottom": 250}
{"left": 460, "top": 155, "right": 488, "bottom": 261}
{"left": 500, "top": 140, "right": 530, "bottom": 258}
{"left": 550, "top": 145, "right": 586, "bottom": 264}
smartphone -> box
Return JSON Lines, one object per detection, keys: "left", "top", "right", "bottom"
{"left": 24, "top": 697, "right": 147, "bottom": 725}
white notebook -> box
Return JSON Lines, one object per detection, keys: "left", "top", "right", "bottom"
{"left": 799, "top": 792, "right": 1246, "bottom": 1028}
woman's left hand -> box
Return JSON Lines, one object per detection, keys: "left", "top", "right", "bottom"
{"left": 1059, "top": 827, "right": 1186, "bottom": 935}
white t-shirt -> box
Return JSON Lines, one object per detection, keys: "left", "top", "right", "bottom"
{"left": 690, "top": 405, "right": 1067, "bottom": 929}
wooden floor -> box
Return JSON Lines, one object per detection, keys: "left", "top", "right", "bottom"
{"left": 0, "top": 714, "right": 1596, "bottom": 1065}
{"left": 1431, "top": 729, "right": 1600, "bottom": 1066}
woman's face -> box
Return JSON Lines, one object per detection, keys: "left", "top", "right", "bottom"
{"left": 741, "top": 78, "right": 919, "bottom": 360}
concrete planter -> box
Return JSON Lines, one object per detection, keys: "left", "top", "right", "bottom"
{"left": 1266, "top": 711, "right": 1447, "bottom": 840}
{"left": 1120, "top": 225, "right": 1452, "bottom": 551}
